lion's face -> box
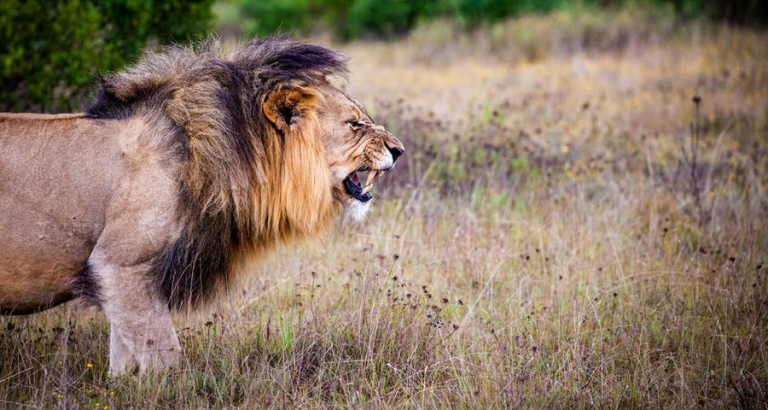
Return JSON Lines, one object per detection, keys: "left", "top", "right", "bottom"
{"left": 318, "top": 87, "right": 404, "bottom": 220}
{"left": 261, "top": 84, "right": 404, "bottom": 222}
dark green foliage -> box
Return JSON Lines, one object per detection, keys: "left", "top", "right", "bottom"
{"left": 240, "top": 0, "right": 316, "bottom": 37}
{"left": 96, "top": 0, "right": 214, "bottom": 64}
{"left": 0, "top": 0, "right": 213, "bottom": 113}
{"left": 336, "top": 0, "right": 451, "bottom": 39}
{"left": 569, "top": 0, "right": 767, "bottom": 25}
{"left": 457, "top": 0, "right": 517, "bottom": 26}
{"left": 689, "top": 0, "right": 767, "bottom": 25}
{"left": 343, "top": 0, "right": 423, "bottom": 39}
{"left": 0, "top": 0, "right": 103, "bottom": 112}
{"left": 238, "top": 0, "right": 452, "bottom": 40}
{"left": 236, "top": 0, "right": 767, "bottom": 41}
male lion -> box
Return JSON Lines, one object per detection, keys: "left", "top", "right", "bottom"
{"left": 0, "top": 37, "right": 404, "bottom": 375}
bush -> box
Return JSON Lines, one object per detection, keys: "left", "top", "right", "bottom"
{"left": 0, "top": 0, "right": 213, "bottom": 113}
{"left": 689, "top": 0, "right": 767, "bottom": 25}
{"left": 235, "top": 0, "right": 767, "bottom": 42}
{"left": 343, "top": 0, "right": 423, "bottom": 39}
{"left": 457, "top": 0, "right": 517, "bottom": 26}
{"left": 240, "top": 0, "right": 315, "bottom": 37}
{"left": 238, "top": 0, "right": 451, "bottom": 40}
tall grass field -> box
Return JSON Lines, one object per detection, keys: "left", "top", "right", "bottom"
{"left": 2, "top": 11, "right": 767, "bottom": 409}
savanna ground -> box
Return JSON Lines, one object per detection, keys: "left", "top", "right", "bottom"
{"left": 2, "top": 10, "right": 768, "bottom": 409}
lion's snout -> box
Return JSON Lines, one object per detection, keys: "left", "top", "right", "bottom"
{"left": 386, "top": 144, "right": 404, "bottom": 163}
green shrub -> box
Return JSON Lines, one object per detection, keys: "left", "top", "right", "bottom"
{"left": 0, "top": 0, "right": 213, "bottom": 113}
{"left": 239, "top": 0, "right": 451, "bottom": 40}
{"left": 343, "top": 0, "right": 420, "bottom": 39}
{"left": 457, "top": 0, "right": 518, "bottom": 26}
{"left": 686, "top": 0, "right": 767, "bottom": 25}
{"left": 235, "top": 0, "right": 766, "bottom": 42}
{"left": 240, "top": 0, "right": 315, "bottom": 37}
{"left": 456, "top": 0, "right": 569, "bottom": 26}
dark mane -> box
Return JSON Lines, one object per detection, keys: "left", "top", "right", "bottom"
{"left": 86, "top": 36, "right": 348, "bottom": 119}
{"left": 85, "top": 37, "right": 347, "bottom": 310}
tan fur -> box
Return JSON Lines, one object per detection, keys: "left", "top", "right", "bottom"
{"left": 0, "top": 38, "right": 404, "bottom": 375}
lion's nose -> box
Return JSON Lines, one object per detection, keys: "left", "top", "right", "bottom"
{"left": 388, "top": 145, "right": 404, "bottom": 162}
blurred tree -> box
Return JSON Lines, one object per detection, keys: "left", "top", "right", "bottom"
{"left": 457, "top": 0, "right": 571, "bottom": 26}
{"left": 320, "top": 0, "right": 355, "bottom": 37}
{"left": 0, "top": 0, "right": 213, "bottom": 113}
{"left": 234, "top": 0, "right": 766, "bottom": 42}
{"left": 343, "top": 0, "right": 422, "bottom": 39}
{"left": 457, "top": 0, "right": 517, "bottom": 26}
{"left": 580, "top": 0, "right": 766, "bottom": 24}
{"left": 240, "top": 0, "right": 316, "bottom": 37}
{"left": 693, "top": 0, "right": 767, "bottom": 25}
{"left": 239, "top": 0, "right": 451, "bottom": 40}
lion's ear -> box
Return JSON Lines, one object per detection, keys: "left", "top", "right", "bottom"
{"left": 262, "top": 87, "right": 319, "bottom": 133}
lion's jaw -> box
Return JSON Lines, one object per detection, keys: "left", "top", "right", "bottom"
{"left": 335, "top": 146, "right": 398, "bottom": 221}
{"left": 343, "top": 196, "right": 372, "bottom": 221}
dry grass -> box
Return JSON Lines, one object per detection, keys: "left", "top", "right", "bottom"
{"left": 2, "top": 12, "right": 768, "bottom": 409}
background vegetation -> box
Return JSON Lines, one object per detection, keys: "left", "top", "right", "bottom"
{"left": 2, "top": 0, "right": 767, "bottom": 112}
{"left": 2, "top": 1, "right": 768, "bottom": 409}
{"left": 0, "top": 0, "right": 213, "bottom": 112}
{"left": 225, "top": 0, "right": 768, "bottom": 39}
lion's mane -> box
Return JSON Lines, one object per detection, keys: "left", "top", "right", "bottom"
{"left": 85, "top": 37, "right": 348, "bottom": 310}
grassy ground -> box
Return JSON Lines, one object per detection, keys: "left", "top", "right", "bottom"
{"left": 2, "top": 12, "right": 767, "bottom": 409}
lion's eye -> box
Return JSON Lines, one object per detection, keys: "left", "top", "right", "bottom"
{"left": 348, "top": 120, "right": 364, "bottom": 129}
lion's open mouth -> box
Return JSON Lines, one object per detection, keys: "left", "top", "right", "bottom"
{"left": 343, "top": 168, "right": 386, "bottom": 203}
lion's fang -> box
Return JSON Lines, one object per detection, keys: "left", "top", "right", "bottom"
{"left": 362, "top": 170, "right": 379, "bottom": 195}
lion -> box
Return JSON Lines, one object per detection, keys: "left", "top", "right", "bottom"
{"left": 0, "top": 37, "right": 404, "bottom": 375}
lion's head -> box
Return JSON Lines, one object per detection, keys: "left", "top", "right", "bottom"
{"left": 261, "top": 83, "right": 404, "bottom": 223}
{"left": 314, "top": 86, "right": 404, "bottom": 220}
{"left": 85, "top": 37, "right": 404, "bottom": 308}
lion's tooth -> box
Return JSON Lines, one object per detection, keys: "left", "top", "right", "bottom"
{"left": 362, "top": 171, "right": 378, "bottom": 195}
{"left": 365, "top": 170, "right": 378, "bottom": 188}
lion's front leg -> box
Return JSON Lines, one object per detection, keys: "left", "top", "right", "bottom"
{"left": 107, "top": 305, "right": 180, "bottom": 376}
{"left": 89, "top": 253, "right": 181, "bottom": 376}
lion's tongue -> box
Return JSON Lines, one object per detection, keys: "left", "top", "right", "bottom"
{"left": 350, "top": 173, "right": 361, "bottom": 186}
